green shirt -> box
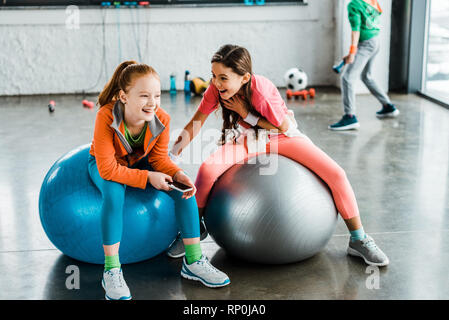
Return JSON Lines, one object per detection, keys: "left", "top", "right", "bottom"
{"left": 124, "top": 122, "right": 147, "bottom": 149}
{"left": 348, "top": 0, "right": 382, "bottom": 42}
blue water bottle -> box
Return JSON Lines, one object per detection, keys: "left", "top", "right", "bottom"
{"left": 170, "top": 73, "right": 177, "bottom": 94}
{"left": 184, "top": 70, "right": 191, "bottom": 94}
{"left": 332, "top": 60, "right": 346, "bottom": 74}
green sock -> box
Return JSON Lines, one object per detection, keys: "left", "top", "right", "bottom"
{"left": 104, "top": 254, "right": 121, "bottom": 271}
{"left": 184, "top": 243, "right": 202, "bottom": 265}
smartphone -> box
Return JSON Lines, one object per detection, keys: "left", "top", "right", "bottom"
{"left": 168, "top": 181, "right": 193, "bottom": 193}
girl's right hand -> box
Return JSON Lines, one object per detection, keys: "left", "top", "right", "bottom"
{"left": 147, "top": 171, "right": 173, "bottom": 191}
{"left": 221, "top": 95, "right": 249, "bottom": 118}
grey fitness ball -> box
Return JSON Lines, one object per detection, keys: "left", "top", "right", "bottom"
{"left": 204, "top": 154, "right": 338, "bottom": 264}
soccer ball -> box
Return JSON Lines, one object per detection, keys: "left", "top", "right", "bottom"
{"left": 284, "top": 67, "right": 308, "bottom": 91}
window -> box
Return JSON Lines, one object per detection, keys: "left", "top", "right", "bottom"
{"left": 423, "top": 0, "right": 449, "bottom": 105}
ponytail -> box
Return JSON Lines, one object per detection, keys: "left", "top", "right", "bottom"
{"left": 97, "top": 60, "right": 137, "bottom": 107}
{"left": 97, "top": 60, "right": 159, "bottom": 108}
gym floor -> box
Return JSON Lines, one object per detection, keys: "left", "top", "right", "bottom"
{"left": 0, "top": 87, "right": 448, "bottom": 300}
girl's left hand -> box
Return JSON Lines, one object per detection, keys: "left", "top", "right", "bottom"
{"left": 221, "top": 95, "right": 249, "bottom": 118}
{"left": 173, "top": 171, "right": 197, "bottom": 199}
{"left": 344, "top": 53, "right": 356, "bottom": 65}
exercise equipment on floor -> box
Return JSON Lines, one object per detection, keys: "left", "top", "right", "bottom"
{"left": 190, "top": 77, "right": 209, "bottom": 96}
{"left": 38, "top": 144, "right": 178, "bottom": 264}
{"left": 286, "top": 88, "right": 316, "bottom": 100}
{"left": 82, "top": 99, "right": 95, "bottom": 109}
{"left": 204, "top": 154, "right": 338, "bottom": 264}
{"left": 284, "top": 67, "right": 316, "bottom": 100}
{"left": 284, "top": 67, "right": 308, "bottom": 92}
{"left": 48, "top": 100, "right": 55, "bottom": 113}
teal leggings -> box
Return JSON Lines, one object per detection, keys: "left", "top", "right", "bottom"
{"left": 88, "top": 155, "right": 200, "bottom": 245}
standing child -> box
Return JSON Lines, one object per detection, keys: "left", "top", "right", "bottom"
{"left": 168, "top": 44, "right": 389, "bottom": 267}
{"left": 329, "top": 0, "right": 399, "bottom": 131}
{"left": 89, "top": 61, "right": 230, "bottom": 300}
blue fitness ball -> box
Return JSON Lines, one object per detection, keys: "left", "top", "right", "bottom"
{"left": 38, "top": 144, "right": 178, "bottom": 264}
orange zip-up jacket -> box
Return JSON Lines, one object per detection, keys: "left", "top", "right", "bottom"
{"left": 89, "top": 100, "right": 181, "bottom": 189}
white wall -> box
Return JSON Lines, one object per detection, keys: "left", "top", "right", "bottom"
{"left": 0, "top": 1, "right": 391, "bottom": 96}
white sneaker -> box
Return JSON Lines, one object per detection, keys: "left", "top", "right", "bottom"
{"left": 181, "top": 255, "right": 230, "bottom": 288}
{"left": 101, "top": 268, "right": 132, "bottom": 300}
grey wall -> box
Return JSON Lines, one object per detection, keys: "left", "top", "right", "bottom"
{"left": 0, "top": 1, "right": 392, "bottom": 96}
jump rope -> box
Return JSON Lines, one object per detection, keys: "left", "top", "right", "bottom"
{"left": 68, "top": 3, "right": 150, "bottom": 109}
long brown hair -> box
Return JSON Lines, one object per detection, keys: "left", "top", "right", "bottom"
{"left": 97, "top": 60, "right": 160, "bottom": 107}
{"left": 211, "top": 44, "right": 263, "bottom": 145}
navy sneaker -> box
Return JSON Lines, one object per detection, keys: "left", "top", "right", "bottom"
{"left": 376, "top": 104, "right": 400, "bottom": 118}
{"left": 328, "top": 114, "right": 360, "bottom": 131}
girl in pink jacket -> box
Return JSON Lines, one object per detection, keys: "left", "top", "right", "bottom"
{"left": 169, "top": 44, "right": 389, "bottom": 267}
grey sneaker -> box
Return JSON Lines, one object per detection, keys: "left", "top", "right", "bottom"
{"left": 167, "top": 233, "right": 185, "bottom": 258}
{"left": 181, "top": 255, "right": 230, "bottom": 288}
{"left": 167, "top": 220, "right": 208, "bottom": 258}
{"left": 200, "top": 219, "right": 209, "bottom": 241}
{"left": 347, "top": 234, "right": 389, "bottom": 266}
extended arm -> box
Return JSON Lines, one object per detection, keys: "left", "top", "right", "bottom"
{"left": 170, "top": 110, "right": 209, "bottom": 156}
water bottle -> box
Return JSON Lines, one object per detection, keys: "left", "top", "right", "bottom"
{"left": 170, "top": 73, "right": 177, "bottom": 94}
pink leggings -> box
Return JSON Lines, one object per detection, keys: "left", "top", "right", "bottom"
{"left": 194, "top": 134, "right": 359, "bottom": 220}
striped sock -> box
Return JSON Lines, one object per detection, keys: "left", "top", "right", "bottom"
{"left": 184, "top": 243, "right": 202, "bottom": 265}
{"left": 350, "top": 227, "right": 367, "bottom": 242}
